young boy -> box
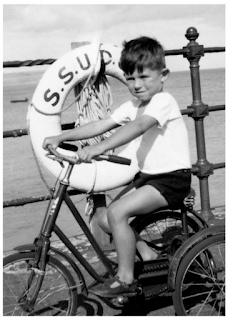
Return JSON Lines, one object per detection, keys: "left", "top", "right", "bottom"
{"left": 43, "top": 36, "right": 191, "bottom": 297}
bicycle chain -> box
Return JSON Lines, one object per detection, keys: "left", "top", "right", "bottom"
{"left": 138, "top": 257, "right": 169, "bottom": 274}
{"left": 143, "top": 283, "right": 168, "bottom": 299}
{"left": 136, "top": 258, "right": 170, "bottom": 299}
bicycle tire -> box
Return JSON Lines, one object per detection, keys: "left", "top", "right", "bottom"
{"left": 173, "top": 233, "right": 225, "bottom": 316}
{"left": 3, "top": 252, "right": 78, "bottom": 316}
{"left": 132, "top": 210, "right": 201, "bottom": 253}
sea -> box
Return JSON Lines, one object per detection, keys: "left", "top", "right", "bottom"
{"left": 3, "top": 67, "right": 225, "bottom": 251}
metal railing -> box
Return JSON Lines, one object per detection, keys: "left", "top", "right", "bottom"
{"left": 3, "top": 27, "right": 225, "bottom": 222}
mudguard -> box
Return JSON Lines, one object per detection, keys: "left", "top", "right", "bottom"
{"left": 14, "top": 243, "right": 37, "bottom": 252}
{"left": 168, "top": 224, "right": 225, "bottom": 291}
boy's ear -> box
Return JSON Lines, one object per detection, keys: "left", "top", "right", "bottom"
{"left": 161, "top": 68, "right": 170, "bottom": 82}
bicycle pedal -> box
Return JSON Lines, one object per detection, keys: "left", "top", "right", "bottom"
{"left": 112, "top": 287, "right": 142, "bottom": 305}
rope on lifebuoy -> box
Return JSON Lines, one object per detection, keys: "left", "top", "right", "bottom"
{"left": 74, "top": 74, "right": 114, "bottom": 155}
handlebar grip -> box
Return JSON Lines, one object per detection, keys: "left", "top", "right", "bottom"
{"left": 94, "top": 155, "right": 131, "bottom": 165}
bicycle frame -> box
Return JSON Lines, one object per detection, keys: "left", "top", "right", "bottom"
{"left": 33, "top": 163, "right": 116, "bottom": 279}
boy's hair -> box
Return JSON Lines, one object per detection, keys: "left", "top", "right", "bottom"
{"left": 119, "top": 36, "right": 166, "bottom": 75}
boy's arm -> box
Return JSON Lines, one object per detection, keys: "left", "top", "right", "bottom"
{"left": 78, "top": 114, "right": 158, "bottom": 161}
{"left": 101, "top": 114, "right": 157, "bottom": 151}
{"left": 42, "top": 117, "right": 119, "bottom": 150}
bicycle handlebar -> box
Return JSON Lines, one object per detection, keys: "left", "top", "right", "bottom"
{"left": 93, "top": 154, "right": 131, "bottom": 165}
{"left": 46, "top": 145, "right": 131, "bottom": 166}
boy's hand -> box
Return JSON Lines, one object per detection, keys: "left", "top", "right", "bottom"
{"left": 42, "top": 136, "right": 61, "bottom": 151}
{"left": 77, "top": 145, "right": 104, "bottom": 163}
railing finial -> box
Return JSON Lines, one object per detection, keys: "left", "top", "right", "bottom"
{"left": 185, "top": 27, "right": 199, "bottom": 44}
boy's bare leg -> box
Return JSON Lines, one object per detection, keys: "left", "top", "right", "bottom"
{"left": 104, "top": 185, "right": 168, "bottom": 285}
{"left": 98, "top": 182, "right": 136, "bottom": 235}
{"left": 134, "top": 231, "right": 158, "bottom": 260}
{"left": 99, "top": 210, "right": 158, "bottom": 261}
{"left": 99, "top": 183, "right": 163, "bottom": 264}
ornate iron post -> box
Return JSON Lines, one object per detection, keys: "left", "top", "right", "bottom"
{"left": 183, "top": 27, "right": 214, "bottom": 223}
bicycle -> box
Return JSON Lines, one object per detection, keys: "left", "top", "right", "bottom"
{"left": 3, "top": 144, "right": 225, "bottom": 316}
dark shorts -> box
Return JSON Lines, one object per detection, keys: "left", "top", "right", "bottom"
{"left": 133, "top": 169, "right": 191, "bottom": 209}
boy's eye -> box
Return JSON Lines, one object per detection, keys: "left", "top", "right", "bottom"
{"left": 125, "top": 76, "right": 134, "bottom": 81}
{"left": 140, "top": 74, "right": 149, "bottom": 79}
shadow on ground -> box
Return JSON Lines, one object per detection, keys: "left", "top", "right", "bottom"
{"left": 76, "top": 291, "right": 175, "bottom": 316}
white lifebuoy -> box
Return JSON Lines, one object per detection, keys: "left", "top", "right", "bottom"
{"left": 28, "top": 43, "right": 139, "bottom": 192}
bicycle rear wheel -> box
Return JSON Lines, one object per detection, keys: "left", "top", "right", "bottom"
{"left": 3, "top": 252, "right": 78, "bottom": 316}
{"left": 132, "top": 210, "right": 201, "bottom": 253}
{"left": 173, "top": 233, "right": 225, "bottom": 316}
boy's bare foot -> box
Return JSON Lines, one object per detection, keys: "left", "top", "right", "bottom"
{"left": 136, "top": 240, "right": 158, "bottom": 261}
{"left": 140, "top": 248, "right": 158, "bottom": 261}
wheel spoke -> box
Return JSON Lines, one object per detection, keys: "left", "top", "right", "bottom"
{"left": 3, "top": 252, "right": 77, "bottom": 316}
{"left": 172, "top": 232, "right": 225, "bottom": 316}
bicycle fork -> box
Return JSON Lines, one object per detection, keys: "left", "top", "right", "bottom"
{"left": 18, "top": 238, "right": 50, "bottom": 312}
{"left": 19, "top": 166, "right": 73, "bottom": 312}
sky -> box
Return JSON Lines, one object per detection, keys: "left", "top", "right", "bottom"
{"left": 2, "top": 2, "right": 226, "bottom": 72}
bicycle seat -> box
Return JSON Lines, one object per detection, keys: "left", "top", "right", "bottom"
{"left": 170, "top": 188, "right": 196, "bottom": 211}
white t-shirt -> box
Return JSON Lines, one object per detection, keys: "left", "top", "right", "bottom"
{"left": 111, "top": 92, "right": 191, "bottom": 174}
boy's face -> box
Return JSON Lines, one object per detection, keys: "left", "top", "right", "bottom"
{"left": 124, "top": 68, "right": 166, "bottom": 105}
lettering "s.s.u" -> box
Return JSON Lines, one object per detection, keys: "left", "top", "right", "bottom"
{"left": 43, "top": 50, "right": 113, "bottom": 107}
{"left": 43, "top": 53, "right": 92, "bottom": 107}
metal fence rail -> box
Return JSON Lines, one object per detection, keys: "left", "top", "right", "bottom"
{"left": 3, "top": 27, "right": 226, "bottom": 223}
{"left": 3, "top": 105, "right": 225, "bottom": 139}
{"left": 3, "top": 47, "right": 225, "bottom": 69}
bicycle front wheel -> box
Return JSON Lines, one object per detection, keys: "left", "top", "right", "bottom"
{"left": 3, "top": 252, "right": 78, "bottom": 316}
{"left": 173, "top": 233, "right": 225, "bottom": 316}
